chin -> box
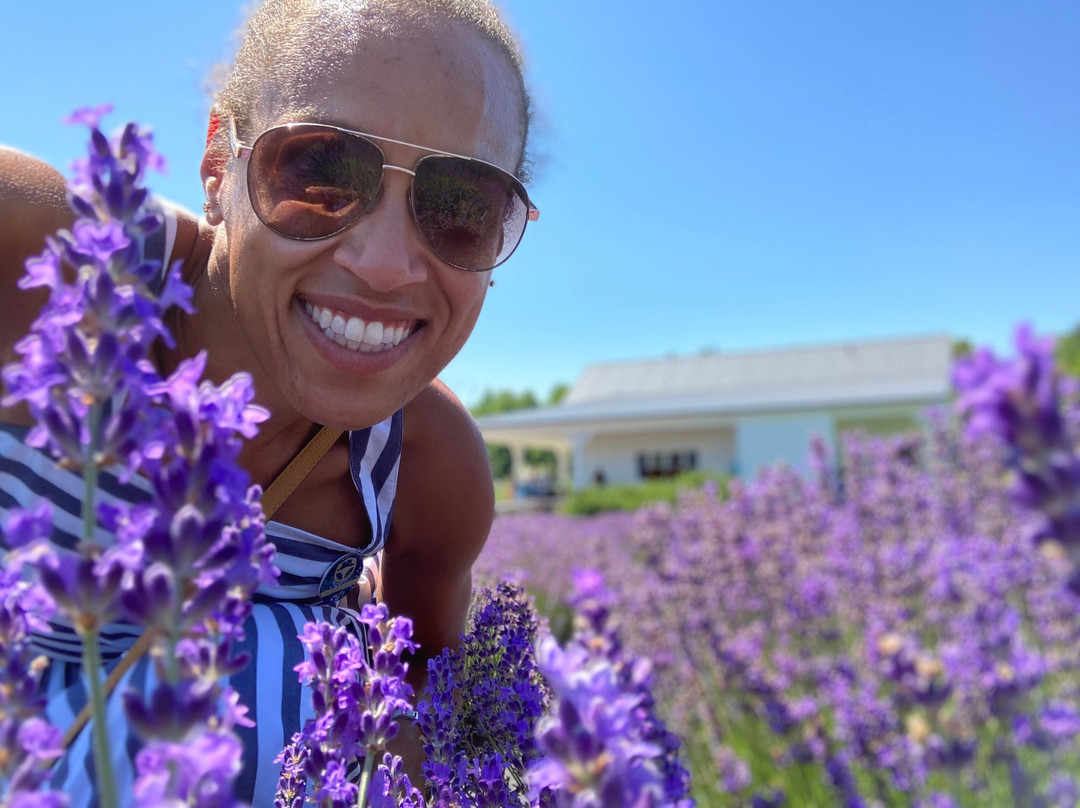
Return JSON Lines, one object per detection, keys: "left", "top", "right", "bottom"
{"left": 289, "top": 381, "right": 418, "bottom": 432}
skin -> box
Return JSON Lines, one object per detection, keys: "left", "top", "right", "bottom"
{"left": 0, "top": 17, "right": 525, "bottom": 778}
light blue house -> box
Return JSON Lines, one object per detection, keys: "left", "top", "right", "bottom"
{"left": 475, "top": 334, "right": 953, "bottom": 490}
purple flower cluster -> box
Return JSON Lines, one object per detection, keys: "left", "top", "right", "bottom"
{"left": 479, "top": 337, "right": 1080, "bottom": 805}
{"left": 2, "top": 104, "right": 191, "bottom": 474}
{"left": 1, "top": 109, "right": 277, "bottom": 807}
{"left": 0, "top": 569, "right": 66, "bottom": 807}
{"left": 284, "top": 580, "right": 683, "bottom": 808}
{"left": 416, "top": 582, "right": 549, "bottom": 805}
{"left": 275, "top": 603, "right": 417, "bottom": 808}
{"left": 527, "top": 570, "right": 691, "bottom": 808}
{"left": 954, "top": 323, "right": 1080, "bottom": 590}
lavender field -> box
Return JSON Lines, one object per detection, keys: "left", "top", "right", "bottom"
{"left": 475, "top": 334, "right": 1080, "bottom": 807}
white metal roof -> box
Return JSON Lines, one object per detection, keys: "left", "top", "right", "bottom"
{"left": 564, "top": 333, "right": 953, "bottom": 405}
{"left": 476, "top": 334, "right": 953, "bottom": 438}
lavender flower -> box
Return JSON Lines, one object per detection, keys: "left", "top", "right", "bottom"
{"left": 278, "top": 604, "right": 417, "bottom": 808}
{"left": 273, "top": 735, "right": 309, "bottom": 808}
{"left": 954, "top": 323, "right": 1080, "bottom": 586}
{"left": 131, "top": 730, "right": 245, "bottom": 808}
{"left": 527, "top": 571, "right": 690, "bottom": 808}
{"left": 2, "top": 109, "right": 276, "bottom": 808}
{"left": 0, "top": 569, "right": 67, "bottom": 807}
{"left": 366, "top": 753, "right": 426, "bottom": 808}
{"left": 416, "top": 581, "right": 549, "bottom": 803}
{"left": 0, "top": 109, "right": 191, "bottom": 808}
{"left": 1043, "top": 773, "right": 1079, "bottom": 808}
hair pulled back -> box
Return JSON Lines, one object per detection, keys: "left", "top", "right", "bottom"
{"left": 212, "top": 0, "right": 532, "bottom": 179}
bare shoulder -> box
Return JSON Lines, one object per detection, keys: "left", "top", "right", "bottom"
{"left": 380, "top": 379, "right": 494, "bottom": 656}
{"left": 0, "top": 147, "right": 204, "bottom": 422}
{"left": 0, "top": 147, "right": 73, "bottom": 289}
{"left": 0, "top": 148, "right": 74, "bottom": 422}
{"left": 392, "top": 379, "right": 495, "bottom": 561}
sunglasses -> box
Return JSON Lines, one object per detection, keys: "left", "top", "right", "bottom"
{"left": 229, "top": 119, "right": 539, "bottom": 272}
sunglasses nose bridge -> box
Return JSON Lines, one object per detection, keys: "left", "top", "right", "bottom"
{"left": 382, "top": 164, "right": 417, "bottom": 179}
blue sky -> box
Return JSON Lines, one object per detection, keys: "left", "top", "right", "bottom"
{"left": 3, "top": 2, "right": 1078, "bottom": 406}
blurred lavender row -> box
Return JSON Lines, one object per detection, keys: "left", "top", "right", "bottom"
{"left": 477, "top": 329, "right": 1080, "bottom": 807}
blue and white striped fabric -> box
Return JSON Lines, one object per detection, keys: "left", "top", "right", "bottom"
{"left": 0, "top": 409, "right": 403, "bottom": 806}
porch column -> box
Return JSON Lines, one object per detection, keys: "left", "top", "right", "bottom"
{"left": 552, "top": 444, "right": 572, "bottom": 490}
{"left": 508, "top": 443, "right": 526, "bottom": 492}
{"left": 568, "top": 431, "right": 590, "bottom": 490}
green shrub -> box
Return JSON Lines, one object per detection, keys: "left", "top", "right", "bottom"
{"left": 559, "top": 471, "right": 728, "bottom": 515}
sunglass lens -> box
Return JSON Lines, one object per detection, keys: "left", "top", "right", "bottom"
{"left": 250, "top": 124, "right": 383, "bottom": 239}
{"left": 412, "top": 156, "right": 529, "bottom": 271}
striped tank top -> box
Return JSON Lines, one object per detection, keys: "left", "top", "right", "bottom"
{"left": 0, "top": 200, "right": 404, "bottom": 806}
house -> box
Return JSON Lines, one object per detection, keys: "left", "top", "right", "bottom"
{"left": 474, "top": 334, "right": 954, "bottom": 490}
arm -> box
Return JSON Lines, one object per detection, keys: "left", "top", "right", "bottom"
{"left": 379, "top": 378, "right": 496, "bottom": 776}
{"left": 381, "top": 378, "right": 495, "bottom": 677}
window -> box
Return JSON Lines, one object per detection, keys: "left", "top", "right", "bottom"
{"left": 636, "top": 450, "right": 698, "bottom": 479}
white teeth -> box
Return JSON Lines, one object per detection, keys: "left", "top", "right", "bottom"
{"left": 363, "top": 321, "right": 383, "bottom": 345}
{"left": 344, "top": 317, "right": 365, "bottom": 342}
{"left": 306, "top": 303, "right": 414, "bottom": 354}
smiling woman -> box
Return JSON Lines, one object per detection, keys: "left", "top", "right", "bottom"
{"left": 0, "top": 0, "right": 539, "bottom": 803}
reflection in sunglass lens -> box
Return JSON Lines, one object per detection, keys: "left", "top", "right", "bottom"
{"left": 412, "top": 156, "right": 528, "bottom": 270}
{"left": 245, "top": 124, "right": 531, "bottom": 270}
{"left": 251, "top": 125, "right": 383, "bottom": 239}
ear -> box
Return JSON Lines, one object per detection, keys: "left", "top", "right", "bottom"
{"left": 200, "top": 109, "right": 229, "bottom": 225}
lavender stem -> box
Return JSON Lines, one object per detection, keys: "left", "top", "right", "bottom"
{"left": 356, "top": 754, "right": 375, "bottom": 808}
{"left": 83, "top": 628, "right": 119, "bottom": 808}
{"left": 79, "top": 401, "right": 119, "bottom": 808}
{"left": 80, "top": 402, "right": 103, "bottom": 544}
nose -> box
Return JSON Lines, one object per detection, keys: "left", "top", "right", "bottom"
{"left": 330, "top": 173, "right": 430, "bottom": 292}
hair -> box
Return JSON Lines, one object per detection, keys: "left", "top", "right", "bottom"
{"left": 211, "top": 0, "right": 532, "bottom": 180}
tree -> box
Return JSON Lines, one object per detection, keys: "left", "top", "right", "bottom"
{"left": 471, "top": 389, "right": 539, "bottom": 418}
{"left": 1057, "top": 324, "right": 1080, "bottom": 378}
{"left": 470, "top": 386, "right": 567, "bottom": 479}
{"left": 547, "top": 383, "right": 570, "bottom": 406}
{"left": 952, "top": 338, "right": 975, "bottom": 360}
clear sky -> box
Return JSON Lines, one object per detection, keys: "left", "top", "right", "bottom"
{"left": 3, "top": 1, "right": 1078, "bottom": 407}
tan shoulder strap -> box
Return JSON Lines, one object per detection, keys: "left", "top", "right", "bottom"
{"left": 260, "top": 425, "right": 345, "bottom": 520}
{"left": 61, "top": 424, "right": 344, "bottom": 750}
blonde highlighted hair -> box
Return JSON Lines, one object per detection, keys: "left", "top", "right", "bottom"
{"left": 209, "top": 0, "right": 532, "bottom": 179}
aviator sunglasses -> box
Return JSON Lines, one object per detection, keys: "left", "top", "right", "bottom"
{"left": 230, "top": 119, "right": 539, "bottom": 272}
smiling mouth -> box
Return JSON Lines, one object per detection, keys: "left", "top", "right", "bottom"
{"left": 304, "top": 302, "right": 420, "bottom": 354}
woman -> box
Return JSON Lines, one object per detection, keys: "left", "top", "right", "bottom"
{"left": 0, "top": 0, "right": 537, "bottom": 801}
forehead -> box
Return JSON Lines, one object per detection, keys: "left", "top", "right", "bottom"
{"left": 254, "top": 22, "right": 522, "bottom": 173}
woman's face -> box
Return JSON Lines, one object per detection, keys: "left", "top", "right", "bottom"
{"left": 208, "top": 22, "right": 523, "bottom": 430}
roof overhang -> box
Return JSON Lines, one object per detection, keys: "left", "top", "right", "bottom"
{"left": 476, "top": 381, "right": 949, "bottom": 446}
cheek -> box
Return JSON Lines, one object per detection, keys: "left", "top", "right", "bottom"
{"left": 452, "top": 275, "right": 490, "bottom": 323}
{"left": 436, "top": 274, "right": 489, "bottom": 355}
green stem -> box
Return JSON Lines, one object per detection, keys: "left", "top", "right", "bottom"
{"left": 83, "top": 629, "right": 119, "bottom": 808}
{"left": 79, "top": 402, "right": 118, "bottom": 808}
{"left": 356, "top": 754, "right": 375, "bottom": 808}
{"left": 81, "top": 403, "right": 102, "bottom": 544}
